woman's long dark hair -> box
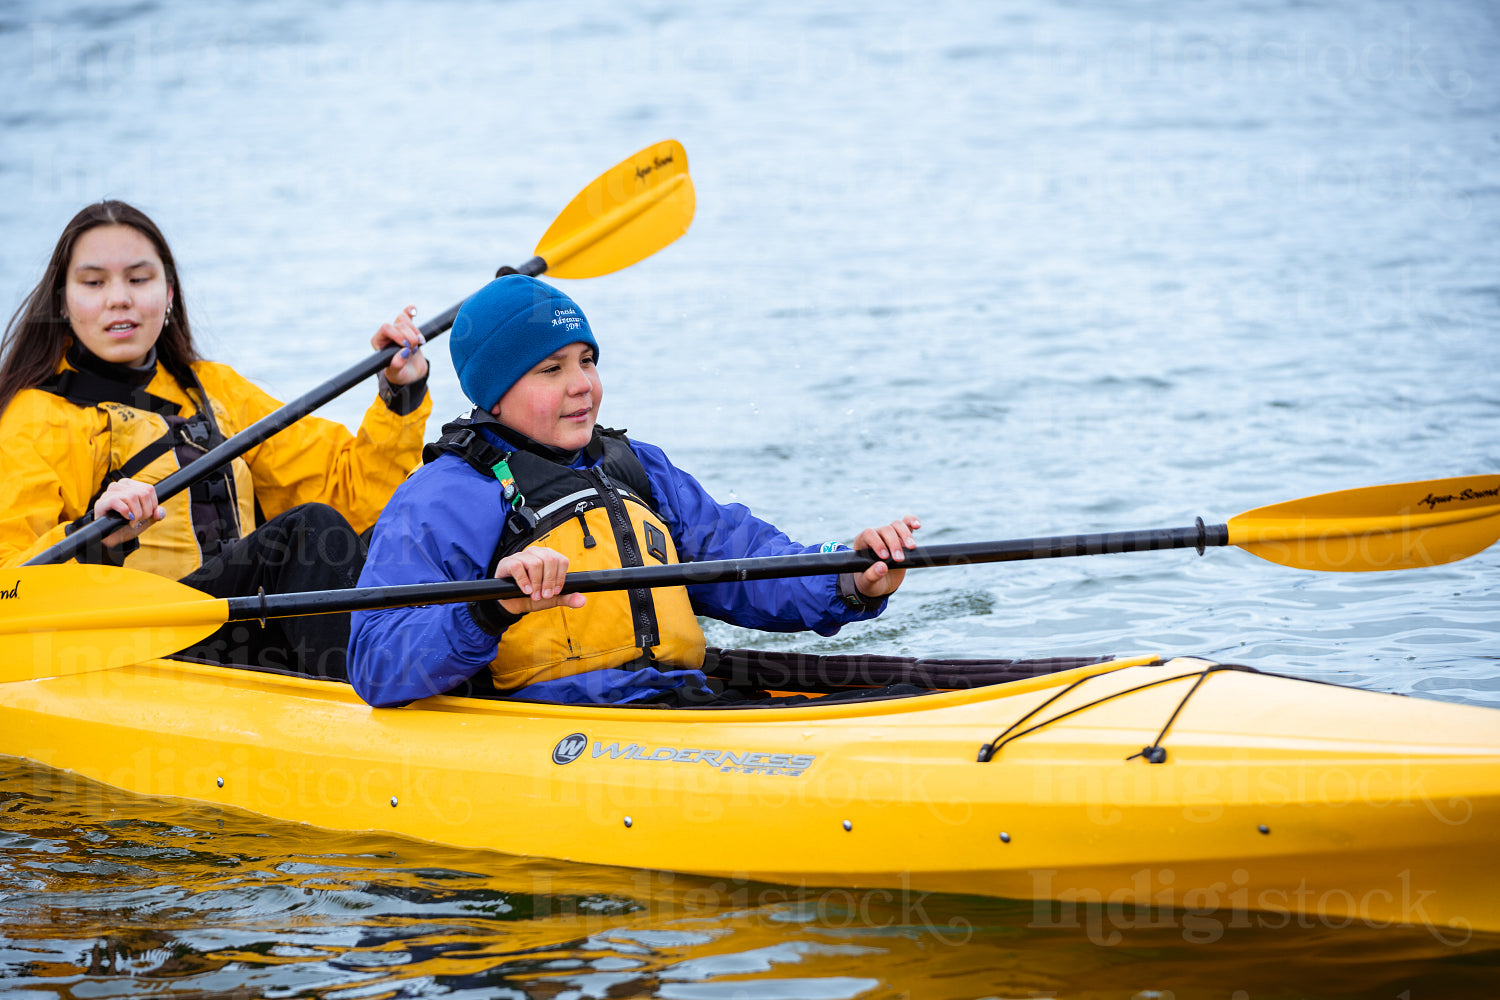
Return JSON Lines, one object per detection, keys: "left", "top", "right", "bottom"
{"left": 0, "top": 200, "right": 203, "bottom": 414}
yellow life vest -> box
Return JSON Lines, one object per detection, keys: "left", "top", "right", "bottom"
{"left": 426, "top": 418, "right": 705, "bottom": 691}
{"left": 38, "top": 355, "right": 255, "bottom": 579}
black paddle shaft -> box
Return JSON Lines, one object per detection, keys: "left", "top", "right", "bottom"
{"left": 26, "top": 259, "right": 551, "bottom": 567}
{"left": 226, "top": 522, "right": 1231, "bottom": 622}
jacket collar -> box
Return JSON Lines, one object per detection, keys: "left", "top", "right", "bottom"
{"left": 65, "top": 341, "right": 159, "bottom": 387}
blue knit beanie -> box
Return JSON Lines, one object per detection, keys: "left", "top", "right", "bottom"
{"left": 449, "top": 275, "right": 598, "bottom": 411}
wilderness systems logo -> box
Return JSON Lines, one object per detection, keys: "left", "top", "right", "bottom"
{"left": 0, "top": 579, "right": 18, "bottom": 600}
{"left": 591, "top": 740, "right": 816, "bottom": 777}
{"left": 1418, "top": 483, "right": 1500, "bottom": 510}
{"left": 552, "top": 733, "right": 587, "bottom": 765}
{"left": 552, "top": 733, "right": 817, "bottom": 776}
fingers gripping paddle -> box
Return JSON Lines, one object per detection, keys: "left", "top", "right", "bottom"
{"left": 3, "top": 475, "right": 1496, "bottom": 682}
{"left": 26, "top": 140, "right": 695, "bottom": 568}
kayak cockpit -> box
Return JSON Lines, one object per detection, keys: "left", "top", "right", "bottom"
{"left": 166, "top": 646, "right": 1136, "bottom": 708}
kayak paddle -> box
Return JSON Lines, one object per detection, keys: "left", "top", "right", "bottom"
{"left": 1, "top": 474, "right": 1495, "bottom": 682}
{"left": 25, "top": 140, "right": 695, "bottom": 568}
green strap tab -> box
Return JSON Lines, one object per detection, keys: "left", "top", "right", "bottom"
{"left": 491, "top": 458, "right": 524, "bottom": 510}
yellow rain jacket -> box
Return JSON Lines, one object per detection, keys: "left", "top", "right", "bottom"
{"left": 0, "top": 352, "right": 430, "bottom": 576}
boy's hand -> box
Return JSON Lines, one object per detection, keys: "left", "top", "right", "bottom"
{"left": 852, "top": 515, "right": 921, "bottom": 599}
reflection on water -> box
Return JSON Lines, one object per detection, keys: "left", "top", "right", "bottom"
{"left": 3, "top": 758, "right": 1497, "bottom": 999}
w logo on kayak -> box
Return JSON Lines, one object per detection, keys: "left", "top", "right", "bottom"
{"left": 552, "top": 733, "right": 588, "bottom": 765}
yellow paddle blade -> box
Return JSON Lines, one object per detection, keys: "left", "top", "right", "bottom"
{"left": 535, "top": 139, "right": 694, "bottom": 279}
{"left": 0, "top": 565, "right": 227, "bottom": 682}
{"left": 1228, "top": 475, "right": 1500, "bottom": 572}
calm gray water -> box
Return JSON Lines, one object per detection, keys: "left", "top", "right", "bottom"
{"left": 2, "top": 1, "right": 1498, "bottom": 997}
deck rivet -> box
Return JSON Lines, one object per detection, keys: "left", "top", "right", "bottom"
{"left": 1258, "top": 824, "right": 1269, "bottom": 835}
{"left": 216, "top": 777, "right": 224, "bottom": 788}
{"left": 842, "top": 819, "right": 852, "bottom": 832}
{"left": 999, "top": 831, "right": 1011, "bottom": 844}
{"left": 623, "top": 816, "right": 633, "bottom": 828}
{"left": 390, "top": 797, "right": 398, "bottom": 808}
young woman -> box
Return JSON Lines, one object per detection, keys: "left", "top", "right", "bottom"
{"left": 350, "top": 274, "right": 920, "bottom": 707}
{"left": 0, "top": 200, "right": 432, "bottom": 677}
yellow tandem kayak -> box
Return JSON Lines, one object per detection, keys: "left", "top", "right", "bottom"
{"left": 2, "top": 650, "right": 1496, "bottom": 938}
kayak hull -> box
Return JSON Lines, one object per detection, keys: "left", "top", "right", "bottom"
{"left": 2, "top": 654, "right": 1497, "bottom": 937}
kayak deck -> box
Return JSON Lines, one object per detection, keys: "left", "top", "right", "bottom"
{"left": 2, "top": 652, "right": 1497, "bottom": 937}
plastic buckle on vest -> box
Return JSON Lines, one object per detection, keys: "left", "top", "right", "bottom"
{"left": 195, "top": 477, "right": 230, "bottom": 503}
{"left": 180, "top": 413, "right": 213, "bottom": 448}
{"left": 503, "top": 505, "right": 539, "bottom": 539}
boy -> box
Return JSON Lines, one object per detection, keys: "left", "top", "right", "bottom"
{"left": 349, "top": 275, "right": 919, "bottom": 706}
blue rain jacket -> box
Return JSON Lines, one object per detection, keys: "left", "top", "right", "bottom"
{"left": 348, "top": 428, "right": 884, "bottom": 707}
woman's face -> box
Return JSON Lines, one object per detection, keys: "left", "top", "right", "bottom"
{"left": 63, "top": 224, "right": 172, "bottom": 368}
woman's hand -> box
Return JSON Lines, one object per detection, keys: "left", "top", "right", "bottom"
{"left": 372, "top": 305, "right": 428, "bottom": 386}
{"left": 495, "top": 547, "right": 587, "bottom": 615}
{"left": 852, "top": 515, "right": 922, "bottom": 599}
{"left": 93, "top": 478, "right": 164, "bottom": 548}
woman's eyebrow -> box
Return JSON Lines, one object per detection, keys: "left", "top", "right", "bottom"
{"left": 72, "top": 259, "right": 155, "bottom": 272}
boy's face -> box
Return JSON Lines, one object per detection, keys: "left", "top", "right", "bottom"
{"left": 491, "top": 341, "right": 602, "bottom": 451}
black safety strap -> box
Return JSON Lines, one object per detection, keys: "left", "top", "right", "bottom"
{"left": 44, "top": 363, "right": 241, "bottom": 562}
{"left": 588, "top": 466, "right": 660, "bottom": 653}
{"left": 426, "top": 425, "right": 540, "bottom": 544}
{"left": 424, "top": 425, "right": 511, "bottom": 479}
{"left": 37, "top": 367, "right": 181, "bottom": 415}
{"left": 155, "top": 366, "right": 239, "bottom": 561}
{"left": 429, "top": 414, "right": 662, "bottom": 654}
